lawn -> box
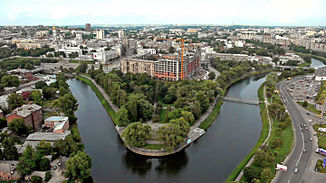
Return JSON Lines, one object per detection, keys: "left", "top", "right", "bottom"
{"left": 313, "top": 124, "right": 326, "bottom": 149}
{"left": 144, "top": 144, "right": 165, "bottom": 150}
{"left": 316, "top": 81, "right": 326, "bottom": 105}
{"left": 298, "top": 62, "right": 311, "bottom": 67}
{"left": 298, "top": 102, "right": 321, "bottom": 115}
{"left": 159, "top": 109, "right": 168, "bottom": 123}
{"left": 315, "top": 159, "right": 326, "bottom": 173}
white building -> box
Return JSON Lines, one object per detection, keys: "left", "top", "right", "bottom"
{"left": 96, "top": 29, "right": 105, "bottom": 39}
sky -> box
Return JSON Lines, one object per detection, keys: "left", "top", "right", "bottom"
{"left": 1, "top": 0, "right": 326, "bottom": 26}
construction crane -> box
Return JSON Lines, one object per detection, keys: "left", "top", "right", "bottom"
{"left": 155, "top": 38, "right": 191, "bottom": 80}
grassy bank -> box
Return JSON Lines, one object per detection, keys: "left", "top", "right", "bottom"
{"left": 76, "top": 75, "right": 120, "bottom": 126}
{"left": 298, "top": 102, "right": 321, "bottom": 114}
{"left": 313, "top": 124, "right": 326, "bottom": 149}
{"left": 316, "top": 81, "right": 326, "bottom": 105}
{"left": 296, "top": 52, "right": 326, "bottom": 64}
{"left": 226, "top": 83, "right": 270, "bottom": 181}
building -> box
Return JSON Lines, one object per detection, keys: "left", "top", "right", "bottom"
{"left": 44, "top": 116, "right": 69, "bottom": 133}
{"left": 0, "top": 162, "right": 19, "bottom": 180}
{"left": 118, "top": 30, "right": 125, "bottom": 38}
{"left": 96, "top": 29, "right": 105, "bottom": 39}
{"left": 121, "top": 58, "right": 156, "bottom": 77}
{"left": 6, "top": 104, "right": 42, "bottom": 131}
{"left": 85, "top": 23, "right": 91, "bottom": 30}
{"left": 121, "top": 49, "right": 201, "bottom": 81}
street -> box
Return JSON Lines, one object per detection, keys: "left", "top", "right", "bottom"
{"left": 274, "top": 78, "right": 313, "bottom": 183}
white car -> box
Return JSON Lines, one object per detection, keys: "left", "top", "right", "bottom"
{"left": 294, "top": 168, "right": 298, "bottom": 173}
{"left": 310, "top": 138, "right": 313, "bottom": 141}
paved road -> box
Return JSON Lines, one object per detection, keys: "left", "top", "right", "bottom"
{"left": 274, "top": 78, "right": 313, "bottom": 183}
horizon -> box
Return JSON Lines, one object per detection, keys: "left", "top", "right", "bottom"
{"left": 1, "top": 0, "right": 326, "bottom": 26}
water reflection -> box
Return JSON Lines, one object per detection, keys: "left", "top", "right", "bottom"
{"left": 123, "top": 151, "right": 152, "bottom": 176}
{"left": 122, "top": 150, "right": 189, "bottom": 176}
{"left": 155, "top": 151, "right": 188, "bottom": 175}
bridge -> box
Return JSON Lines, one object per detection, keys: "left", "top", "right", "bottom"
{"left": 277, "top": 66, "right": 312, "bottom": 70}
{"left": 223, "top": 97, "right": 260, "bottom": 105}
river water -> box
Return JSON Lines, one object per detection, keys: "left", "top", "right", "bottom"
{"left": 67, "top": 75, "right": 266, "bottom": 183}
{"left": 310, "top": 58, "right": 325, "bottom": 68}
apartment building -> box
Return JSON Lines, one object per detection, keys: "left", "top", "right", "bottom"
{"left": 6, "top": 104, "right": 43, "bottom": 131}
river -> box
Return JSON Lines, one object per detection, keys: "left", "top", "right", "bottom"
{"left": 310, "top": 58, "right": 325, "bottom": 68}
{"left": 67, "top": 75, "right": 266, "bottom": 183}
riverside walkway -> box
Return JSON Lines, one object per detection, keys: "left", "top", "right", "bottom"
{"left": 223, "top": 97, "right": 260, "bottom": 105}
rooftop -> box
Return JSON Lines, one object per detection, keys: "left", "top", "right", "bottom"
{"left": 12, "top": 104, "right": 42, "bottom": 118}
{"left": 26, "top": 131, "right": 70, "bottom": 141}
{"left": 45, "top": 116, "right": 68, "bottom": 122}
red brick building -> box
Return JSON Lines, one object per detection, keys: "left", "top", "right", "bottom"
{"left": 6, "top": 104, "right": 42, "bottom": 131}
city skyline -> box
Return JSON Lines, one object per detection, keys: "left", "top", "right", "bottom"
{"left": 1, "top": 0, "right": 326, "bottom": 26}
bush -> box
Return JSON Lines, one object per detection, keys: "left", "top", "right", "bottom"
{"left": 45, "top": 171, "right": 52, "bottom": 182}
{"left": 31, "top": 176, "right": 42, "bottom": 183}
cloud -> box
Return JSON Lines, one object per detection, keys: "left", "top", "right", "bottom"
{"left": 0, "top": 0, "right": 325, "bottom": 25}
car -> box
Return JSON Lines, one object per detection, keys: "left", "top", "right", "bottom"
{"left": 294, "top": 168, "right": 298, "bottom": 173}
{"left": 53, "top": 165, "right": 57, "bottom": 170}
{"left": 305, "top": 127, "right": 308, "bottom": 130}
{"left": 310, "top": 138, "right": 313, "bottom": 141}
{"left": 307, "top": 112, "right": 310, "bottom": 116}
{"left": 303, "top": 124, "right": 307, "bottom": 127}
{"left": 303, "top": 149, "right": 306, "bottom": 153}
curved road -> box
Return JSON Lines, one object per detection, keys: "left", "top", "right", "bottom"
{"left": 274, "top": 78, "right": 313, "bottom": 183}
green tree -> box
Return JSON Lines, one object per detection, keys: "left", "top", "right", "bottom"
{"left": 168, "top": 46, "right": 175, "bottom": 53}
{"left": 1, "top": 75, "right": 20, "bottom": 87}
{"left": 157, "top": 123, "right": 185, "bottom": 151}
{"left": 208, "top": 71, "right": 216, "bottom": 80}
{"left": 76, "top": 63, "right": 88, "bottom": 73}
{"left": 42, "top": 87, "right": 57, "bottom": 100}
{"left": 65, "top": 151, "right": 92, "bottom": 182}
{"left": 31, "top": 176, "right": 42, "bottom": 183}
{"left": 36, "top": 140, "right": 52, "bottom": 155}
{"left": 170, "top": 117, "right": 190, "bottom": 138}
{"left": 8, "top": 118, "right": 30, "bottom": 136}
{"left": 1, "top": 137, "right": 18, "bottom": 160}
{"left": 181, "top": 111, "right": 195, "bottom": 126}
{"left": 117, "top": 106, "right": 130, "bottom": 126}
{"left": 243, "top": 166, "right": 261, "bottom": 182}
{"left": 124, "top": 93, "right": 153, "bottom": 122}
{"left": 302, "top": 101, "right": 308, "bottom": 107}
{"left": 7, "top": 93, "right": 24, "bottom": 110}
{"left": 31, "top": 90, "right": 43, "bottom": 105}
{"left": 45, "top": 171, "right": 52, "bottom": 182}
{"left": 122, "top": 122, "right": 151, "bottom": 147}
{"left": 260, "top": 168, "right": 273, "bottom": 183}
{"left": 0, "top": 118, "right": 7, "bottom": 129}
{"left": 54, "top": 93, "right": 78, "bottom": 122}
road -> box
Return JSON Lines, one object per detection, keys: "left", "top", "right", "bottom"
{"left": 274, "top": 78, "right": 313, "bottom": 183}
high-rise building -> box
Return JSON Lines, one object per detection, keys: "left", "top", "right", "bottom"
{"left": 121, "top": 49, "right": 201, "bottom": 81}
{"left": 118, "top": 30, "right": 125, "bottom": 38}
{"left": 85, "top": 23, "right": 91, "bottom": 30}
{"left": 96, "top": 29, "right": 104, "bottom": 39}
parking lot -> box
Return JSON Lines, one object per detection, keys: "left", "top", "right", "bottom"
{"left": 287, "top": 77, "right": 321, "bottom": 103}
